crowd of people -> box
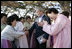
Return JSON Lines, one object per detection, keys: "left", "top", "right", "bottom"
{"left": 1, "top": 8, "right": 71, "bottom": 48}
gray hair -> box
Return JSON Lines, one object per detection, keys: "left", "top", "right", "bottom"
{"left": 36, "top": 7, "right": 44, "bottom": 13}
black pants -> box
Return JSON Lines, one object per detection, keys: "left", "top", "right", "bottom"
{"left": 11, "top": 41, "right": 17, "bottom": 48}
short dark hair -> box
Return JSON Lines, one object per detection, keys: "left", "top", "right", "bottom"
{"left": 11, "top": 14, "right": 19, "bottom": 21}
{"left": 47, "top": 8, "right": 59, "bottom": 14}
{"left": 46, "top": 11, "right": 49, "bottom": 16}
{"left": 7, "top": 15, "right": 17, "bottom": 25}
{"left": 26, "top": 16, "right": 31, "bottom": 20}
{"left": 1, "top": 13, "right": 7, "bottom": 18}
{"left": 19, "top": 17, "right": 25, "bottom": 21}
{"left": 61, "top": 11, "right": 69, "bottom": 18}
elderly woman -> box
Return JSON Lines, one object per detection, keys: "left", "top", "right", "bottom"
{"left": 38, "top": 8, "right": 71, "bottom": 48}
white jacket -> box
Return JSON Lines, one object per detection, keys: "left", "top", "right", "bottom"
{"left": 1, "top": 25, "right": 25, "bottom": 41}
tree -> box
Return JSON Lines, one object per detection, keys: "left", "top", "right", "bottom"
{"left": 1, "top": 1, "right": 71, "bottom": 17}
{"left": 58, "top": 1, "right": 71, "bottom": 15}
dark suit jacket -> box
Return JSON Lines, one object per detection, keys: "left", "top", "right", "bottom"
{"left": 29, "top": 15, "right": 51, "bottom": 40}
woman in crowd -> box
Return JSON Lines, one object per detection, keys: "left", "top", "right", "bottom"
{"left": 1, "top": 15, "right": 25, "bottom": 48}
{"left": 61, "top": 11, "right": 71, "bottom": 21}
{"left": 61, "top": 11, "right": 69, "bottom": 18}
{"left": 13, "top": 14, "right": 28, "bottom": 48}
{"left": 19, "top": 17, "right": 25, "bottom": 24}
{"left": 24, "top": 16, "right": 32, "bottom": 30}
{"left": 13, "top": 14, "right": 24, "bottom": 32}
{"left": 38, "top": 8, "right": 71, "bottom": 48}
{"left": 1, "top": 13, "right": 7, "bottom": 31}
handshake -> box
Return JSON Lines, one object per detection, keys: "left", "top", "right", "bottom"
{"left": 37, "top": 20, "right": 48, "bottom": 27}
{"left": 17, "top": 27, "right": 29, "bottom": 38}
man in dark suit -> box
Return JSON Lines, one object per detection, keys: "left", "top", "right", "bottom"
{"left": 28, "top": 8, "right": 51, "bottom": 48}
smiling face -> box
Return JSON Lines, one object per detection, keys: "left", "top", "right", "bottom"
{"left": 47, "top": 12, "right": 57, "bottom": 20}
{"left": 36, "top": 10, "right": 43, "bottom": 17}
{"left": 47, "top": 8, "right": 59, "bottom": 20}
